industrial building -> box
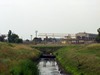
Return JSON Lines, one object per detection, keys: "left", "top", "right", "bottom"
{"left": 36, "top": 32, "right": 97, "bottom": 44}
{"left": 76, "top": 32, "right": 97, "bottom": 40}
{"left": 73, "top": 32, "right": 97, "bottom": 44}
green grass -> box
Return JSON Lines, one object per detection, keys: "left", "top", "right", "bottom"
{"left": 10, "top": 59, "right": 39, "bottom": 75}
{"left": 0, "top": 42, "right": 40, "bottom": 75}
{"left": 54, "top": 44, "right": 100, "bottom": 75}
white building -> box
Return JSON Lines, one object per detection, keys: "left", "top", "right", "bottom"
{"left": 76, "top": 32, "right": 97, "bottom": 40}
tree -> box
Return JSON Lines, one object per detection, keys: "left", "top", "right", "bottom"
{"left": 8, "top": 30, "right": 23, "bottom": 43}
{"left": 33, "top": 37, "right": 42, "bottom": 44}
{"left": 97, "top": 28, "right": 100, "bottom": 36}
{"left": 10, "top": 34, "right": 19, "bottom": 43}
{"left": 0, "top": 35, "right": 6, "bottom": 42}
{"left": 96, "top": 28, "right": 100, "bottom": 43}
{"left": 15, "top": 38, "right": 23, "bottom": 43}
{"left": 8, "top": 30, "right": 12, "bottom": 42}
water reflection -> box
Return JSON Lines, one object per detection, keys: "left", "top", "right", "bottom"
{"left": 38, "top": 58, "right": 65, "bottom": 75}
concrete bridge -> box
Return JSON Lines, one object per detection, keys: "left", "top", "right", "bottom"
{"left": 32, "top": 45, "right": 64, "bottom": 53}
{"left": 32, "top": 45, "right": 65, "bottom": 58}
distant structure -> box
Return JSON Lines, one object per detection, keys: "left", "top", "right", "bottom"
{"left": 38, "top": 33, "right": 70, "bottom": 38}
{"left": 38, "top": 33, "right": 75, "bottom": 44}
{"left": 74, "top": 32, "right": 97, "bottom": 44}
{"left": 37, "top": 32, "right": 97, "bottom": 44}
{"left": 76, "top": 32, "right": 97, "bottom": 40}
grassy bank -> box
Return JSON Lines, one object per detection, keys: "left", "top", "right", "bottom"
{"left": 0, "top": 42, "right": 40, "bottom": 75}
{"left": 54, "top": 44, "right": 100, "bottom": 75}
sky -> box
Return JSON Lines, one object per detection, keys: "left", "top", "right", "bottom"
{"left": 0, "top": 0, "right": 100, "bottom": 40}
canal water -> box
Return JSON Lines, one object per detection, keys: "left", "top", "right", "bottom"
{"left": 38, "top": 58, "right": 66, "bottom": 75}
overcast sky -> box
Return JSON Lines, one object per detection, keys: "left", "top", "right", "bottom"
{"left": 0, "top": 0, "right": 100, "bottom": 40}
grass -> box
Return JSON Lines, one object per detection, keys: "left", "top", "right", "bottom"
{"left": 10, "top": 59, "right": 39, "bottom": 75}
{"left": 0, "top": 42, "right": 40, "bottom": 75}
{"left": 54, "top": 44, "right": 100, "bottom": 75}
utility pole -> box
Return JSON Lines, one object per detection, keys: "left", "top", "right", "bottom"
{"left": 35, "top": 30, "right": 38, "bottom": 38}
{"left": 30, "top": 35, "right": 32, "bottom": 41}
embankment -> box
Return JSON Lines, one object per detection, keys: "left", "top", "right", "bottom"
{"left": 0, "top": 42, "right": 40, "bottom": 75}
{"left": 54, "top": 44, "right": 100, "bottom": 75}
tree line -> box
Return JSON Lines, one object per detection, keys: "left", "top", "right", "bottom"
{"left": 0, "top": 30, "right": 23, "bottom": 43}
{"left": 8, "top": 30, "right": 23, "bottom": 43}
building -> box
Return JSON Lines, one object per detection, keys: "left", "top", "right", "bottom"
{"left": 63, "top": 32, "right": 97, "bottom": 44}
{"left": 76, "top": 32, "right": 97, "bottom": 43}
{"left": 76, "top": 32, "right": 97, "bottom": 40}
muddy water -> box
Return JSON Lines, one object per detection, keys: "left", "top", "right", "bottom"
{"left": 38, "top": 58, "right": 66, "bottom": 75}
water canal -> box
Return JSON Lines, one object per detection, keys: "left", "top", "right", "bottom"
{"left": 38, "top": 58, "right": 66, "bottom": 75}
{"left": 33, "top": 46, "right": 69, "bottom": 75}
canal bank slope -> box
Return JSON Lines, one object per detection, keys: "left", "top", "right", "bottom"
{"left": 54, "top": 44, "right": 100, "bottom": 75}
{"left": 0, "top": 42, "right": 40, "bottom": 75}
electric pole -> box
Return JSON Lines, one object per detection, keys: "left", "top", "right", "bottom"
{"left": 30, "top": 35, "right": 32, "bottom": 41}
{"left": 35, "top": 30, "right": 38, "bottom": 38}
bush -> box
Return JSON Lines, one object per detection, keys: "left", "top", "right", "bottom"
{"left": 15, "top": 38, "right": 23, "bottom": 43}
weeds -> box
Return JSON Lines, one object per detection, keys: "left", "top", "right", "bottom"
{"left": 54, "top": 44, "right": 100, "bottom": 75}
{"left": 0, "top": 42, "right": 40, "bottom": 75}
